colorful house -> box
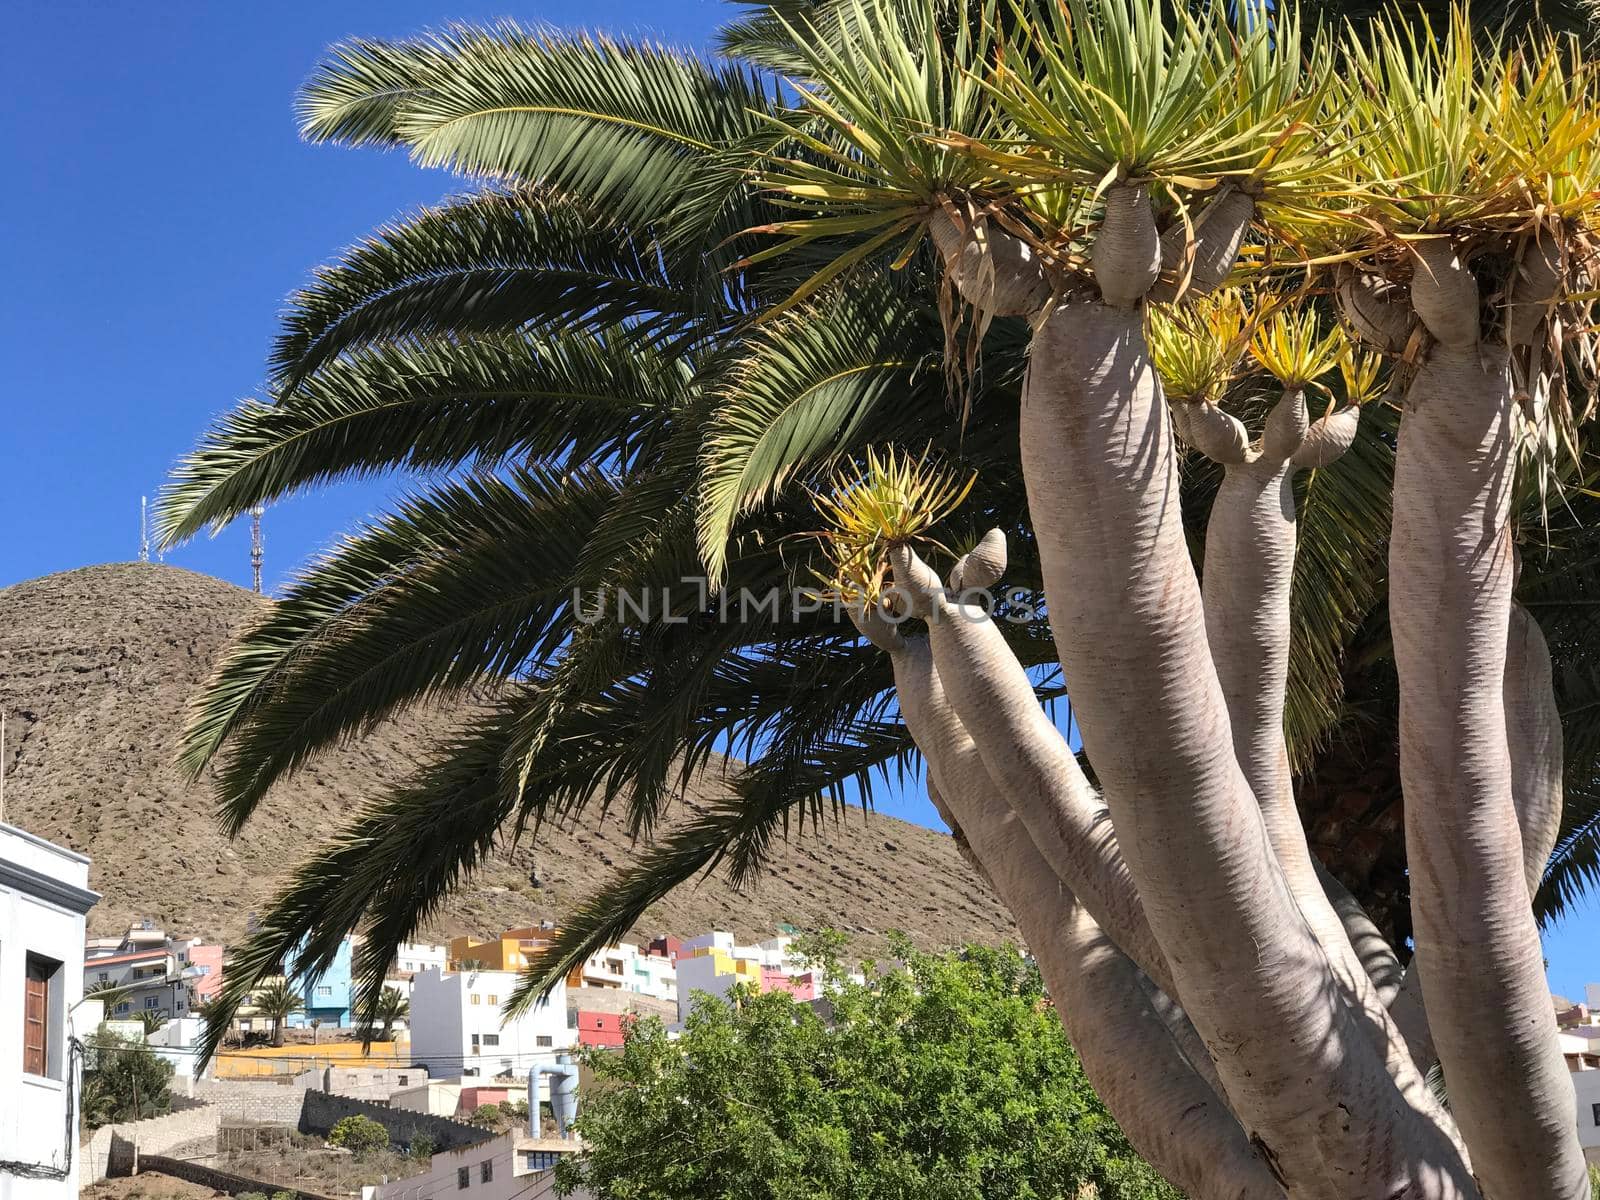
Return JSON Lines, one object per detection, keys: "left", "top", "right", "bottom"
{"left": 448, "top": 927, "right": 554, "bottom": 973}
{"left": 286, "top": 935, "right": 353, "bottom": 1028}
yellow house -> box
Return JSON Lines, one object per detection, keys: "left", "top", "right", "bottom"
{"left": 447, "top": 927, "right": 553, "bottom": 972}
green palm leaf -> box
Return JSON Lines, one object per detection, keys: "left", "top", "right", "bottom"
{"left": 382, "top": 25, "right": 775, "bottom": 227}
{"left": 158, "top": 331, "right": 684, "bottom": 545}
{"left": 188, "top": 466, "right": 618, "bottom": 833}
{"left": 271, "top": 190, "right": 701, "bottom": 390}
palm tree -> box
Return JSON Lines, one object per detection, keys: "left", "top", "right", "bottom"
{"left": 136, "top": 1009, "right": 167, "bottom": 1036}
{"left": 373, "top": 987, "right": 409, "bottom": 1041}
{"left": 161, "top": 2, "right": 1600, "bottom": 1189}
{"left": 252, "top": 980, "right": 304, "bottom": 1047}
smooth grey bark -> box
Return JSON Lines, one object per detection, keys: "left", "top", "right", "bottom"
{"left": 1317, "top": 861, "right": 1403, "bottom": 1007}
{"left": 884, "top": 542, "right": 1172, "bottom": 996}
{"left": 1194, "top": 393, "right": 1442, "bottom": 1121}
{"left": 1389, "top": 301, "right": 1586, "bottom": 1198}
{"left": 1389, "top": 599, "right": 1567, "bottom": 1080}
{"left": 1011, "top": 184, "right": 1476, "bottom": 1197}
{"left": 871, "top": 625, "right": 1284, "bottom": 1200}
{"left": 1021, "top": 294, "right": 1473, "bottom": 1197}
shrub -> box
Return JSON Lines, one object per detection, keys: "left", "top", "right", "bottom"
{"left": 327, "top": 1114, "right": 390, "bottom": 1155}
{"left": 469, "top": 1102, "right": 504, "bottom": 1128}
{"left": 271, "top": 1192, "right": 296, "bottom": 1200}
{"left": 408, "top": 1134, "right": 436, "bottom": 1162}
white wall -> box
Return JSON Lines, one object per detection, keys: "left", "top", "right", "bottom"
{"left": 0, "top": 822, "right": 99, "bottom": 1200}
{"left": 410, "top": 968, "right": 572, "bottom": 1080}
{"left": 1571, "top": 1069, "right": 1600, "bottom": 1163}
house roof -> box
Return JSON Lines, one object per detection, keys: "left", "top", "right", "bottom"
{"left": 88, "top": 947, "right": 171, "bottom": 966}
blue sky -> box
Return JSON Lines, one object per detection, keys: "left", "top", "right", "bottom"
{"left": 4, "top": 1, "right": 1594, "bottom": 996}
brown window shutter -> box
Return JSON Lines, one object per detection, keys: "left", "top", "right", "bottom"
{"left": 23, "top": 965, "right": 49, "bottom": 1076}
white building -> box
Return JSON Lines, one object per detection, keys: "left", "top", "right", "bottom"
{"left": 410, "top": 967, "right": 572, "bottom": 1080}
{"left": 374, "top": 1130, "right": 586, "bottom": 1200}
{"left": 569, "top": 942, "right": 676, "bottom": 1004}
{"left": 395, "top": 942, "right": 449, "bottom": 976}
{"left": 0, "top": 822, "right": 99, "bottom": 1200}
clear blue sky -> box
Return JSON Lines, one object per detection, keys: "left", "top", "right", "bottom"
{"left": 3, "top": 1, "right": 1592, "bottom": 995}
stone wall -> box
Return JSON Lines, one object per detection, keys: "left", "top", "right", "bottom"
{"left": 138, "top": 1153, "right": 335, "bottom": 1200}
{"left": 299, "top": 1091, "right": 487, "bottom": 1152}
{"left": 82, "top": 1105, "right": 222, "bottom": 1184}
{"left": 199, "top": 1078, "right": 310, "bottom": 1125}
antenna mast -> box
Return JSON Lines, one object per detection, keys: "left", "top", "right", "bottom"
{"left": 250, "top": 506, "right": 265, "bottom": 595}
{"left": 140, "top": 497, "right": 150, "bottom": 563}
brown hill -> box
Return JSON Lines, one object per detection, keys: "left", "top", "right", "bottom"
{"left": 0, "top": 562, "right": 1014, "bottom": 957}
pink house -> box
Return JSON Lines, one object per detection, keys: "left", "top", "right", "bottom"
{"left": 761, "top": 968, "right": 818, "bottom": 1001}
{"left": 460, "top": 1085, "right": 512, "bottom": 1114}
{"left": 185, "top": 942, "right": 225, "bottom": 1003}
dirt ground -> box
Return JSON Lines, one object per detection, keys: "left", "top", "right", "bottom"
{"left": 82, "top": 1177, "right": 225, "bottom": 1200}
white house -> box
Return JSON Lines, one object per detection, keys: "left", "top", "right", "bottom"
{"left": 373, "top": 1130, "right": 586, "bottom": 1200}
{"left": 410, "top": 967, "right": 572, "bottom": 1080}
{"left": 0, "top": 821, "right": 99, "bottom": 1200}
{"left": 395, "top": 942, "right": 449, "bottom": 976}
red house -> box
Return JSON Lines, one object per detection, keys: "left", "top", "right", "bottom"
{"left": 576, "top": 1010, "right": 626, "bottom": 1048}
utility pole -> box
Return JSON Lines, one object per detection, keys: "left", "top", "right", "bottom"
{"left": 139, "top": 497, "right": 150, "bottom": 563}
{"left": 250, "top": 505, "right": 265, "bottom": 595}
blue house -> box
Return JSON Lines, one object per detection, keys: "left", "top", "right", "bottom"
{"left": 284, "top": 935, "right": 354, "bottom": 1029}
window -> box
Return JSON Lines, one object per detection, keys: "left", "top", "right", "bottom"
{"left": 482, "top": 1034, "right": 499, "bottom": 1047}
{"left": 524, "top": 1152, "right": 561, "bottom": 1172}
{"left": 481, "top": 1161, "right": 494, "bottom": 1184}
{"left": 470, "top": 994, "right": 481, "bottom": 1006}
{"left": 145, "top": 996, "right": 160, "bottom": 1010}
{"left": 486, "top": 994, "right": 498, "bottom": 1005}
{"left": 536, "top": 1035, "right": 553, "bottom": 1047}
{"left": 96, "top": 971, "right": 109, "bottom": 983}
{"left": 316, "top": 985, "right": 333, "bottom": 999}
{"left": 457, "top": 1168, "right": 470, "bottom": 1190}
{"left": 398, "top": 1075, "right": 409, "bottom": 1086}
{"left": 471, "top": 1033, "right": 481, "bottom": 1048}
{"left": 115, "top": 1002, "right": 131, "bottom": 1015}
{"left": 24, "top": 954, "right": 61, "bottom": 1078}
{"left": 1592, "top": 1102, "right": 1600, "bottom": 1127}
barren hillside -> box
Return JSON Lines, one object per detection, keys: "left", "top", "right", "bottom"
{"left": 0, "top": 562, "right": 1015, "bottom": 956}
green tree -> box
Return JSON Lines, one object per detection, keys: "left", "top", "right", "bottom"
{"left": 328, "top": 1114, "right": 391, "bottom": 1155}
{"left": 559, "top": 944, "right": 1175, "bottom": 1200}
{"left": 372, "top": 985, "right": 409, "bottom": 1041}
{"left": 80, "top": 1033, "right": 175, "bottom": 1128}
{"left": 252, "top": 980, "right": 305, "bottom": 1047}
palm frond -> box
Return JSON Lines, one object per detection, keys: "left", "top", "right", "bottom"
{"left": 298, "top": 36, "right": 452, "bottom": 148}
{"left": 186, "top": 467, "right": 617, "bottom": 832}
{"left": 697, "top": 283, "right": 933, "bottom": 581}
{"left": 158, "top": 331, "right": 683, "bottom": 546}
{"left": 384, "top": 25, "right": 775, "bottom": 228}
{"left": 271, "top": 190, "right": 702, "bottom": 391}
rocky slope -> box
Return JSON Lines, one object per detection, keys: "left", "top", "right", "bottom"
{"left": 0, "top": 562, "right": 1014, "bottom": 956}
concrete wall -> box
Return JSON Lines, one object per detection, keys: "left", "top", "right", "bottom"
{"left": 299, "top": 1091, "right": 487, "bottom": 1152}
{"left": 198, "top": 1078, "right": 311, "bottom": 1126}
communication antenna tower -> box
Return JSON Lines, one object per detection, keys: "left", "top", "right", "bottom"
{"left": 250, "top": 505, "right": 265, "bottom": 595}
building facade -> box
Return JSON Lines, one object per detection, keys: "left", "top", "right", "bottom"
{"left": 286, "top": 936, "right": 353, "bottom": 1029}
{"left": 0, "top": 822, "right": 100, "bottom": 1200}
{"left": 410, "top": 967, "right": 572, "bottom": 1080}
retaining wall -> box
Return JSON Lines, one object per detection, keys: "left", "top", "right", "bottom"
{"left": 299, "top": 1091, "right": 487, "bottom": 1152}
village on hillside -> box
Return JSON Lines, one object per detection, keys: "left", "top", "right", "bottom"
{"left": 7, "top": 817, "right": 867, "bottom": 1200}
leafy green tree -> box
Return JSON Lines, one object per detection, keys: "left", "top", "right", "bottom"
{"left": 408, "top": 1134, "right": 436, "bottom": 1163}
{"left": 559, "top": 944, "right": 1176, "bottom": 1200}
{"left": 80, "top": 1032, "right": 175, "bottom": 1128}
{"left": 469, "top": 1102, "right": 505, "bottom": 1129}
{"left": 328, "top": 1114, "right": 390, "bottom": 1155}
